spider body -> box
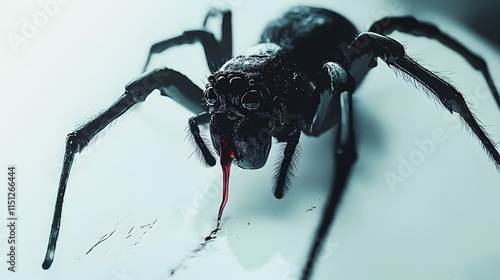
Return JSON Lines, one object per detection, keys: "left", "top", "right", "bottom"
{"left": 43, "top": 5, "right": 500, "bottom": 280}
{"left": 208, "top": 7, "right": 367, "bottom": 169}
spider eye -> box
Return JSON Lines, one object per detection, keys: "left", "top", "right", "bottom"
{"left": 241, "top": 90, "right": 261, "bottom": 110}
{"left": 204, "top": 87, "right": 218, "bottom": 105}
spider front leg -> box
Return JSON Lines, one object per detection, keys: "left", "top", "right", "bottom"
{"left": 189, "top": 112, "right": 216, "bottom": 167}
{"left": 42, "top": 67, "right": 210, "bottom": 269}
{"left": 368, "top": 16, "right": 500, "bottom": 109}
{"left": 273, "top": 127, "right": 301, "bottom": 199}
{"left": 143, "top": 8, "right": 232, "bottom": 72}
{"left": 301, "top": 63, "right": 357, "bottom": 280}
{"left": 345, "top": 32, "right": 500, "bottom": 166}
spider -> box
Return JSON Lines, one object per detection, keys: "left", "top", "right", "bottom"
{"left": 42, "top": 6, "right": 500, "bottom": 280}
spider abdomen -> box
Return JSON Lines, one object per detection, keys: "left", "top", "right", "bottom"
{"left": 260, "top": 6, "right": 359, "bottom": 79}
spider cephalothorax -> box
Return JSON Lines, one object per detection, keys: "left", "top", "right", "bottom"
{"left": 205, "top": 72, "right": 283, "bottom": 169}
{"left": 205, "top": 43, "right": 312, "bottom": 169}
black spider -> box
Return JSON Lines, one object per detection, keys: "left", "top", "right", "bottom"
{"left": 42, "top": 6, "right": 500, "bottom": 280}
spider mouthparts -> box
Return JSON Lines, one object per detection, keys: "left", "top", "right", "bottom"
{"left": 220, "top": 139, "right": 235, "bottom": 164}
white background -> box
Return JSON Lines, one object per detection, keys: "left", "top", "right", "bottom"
{"left": 1, "top": 0, "right": 500, "bottom": 280}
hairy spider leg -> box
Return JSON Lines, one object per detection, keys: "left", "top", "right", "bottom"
{"left": 301, "top": 29, "right": 500, "bottom": 277}
{"left": 143, "top": 9, "right": 233, "bottom": 73}
{"left": 189, "top": 113, "right": 216, "bottom": 166}
{"left": 369, "top": 16, "right": 500, "bottom": 110}
{"left": 273, "top": 127, "right": 301, "bottom": 198}
{"left": 346, "top": 32, "right": 500, "bottom": 166}
{"left": 300, "top": 63, "right": 356, "bottom": 280}
{"left": 42, "top": 67, "right": 209, "bottom": 269}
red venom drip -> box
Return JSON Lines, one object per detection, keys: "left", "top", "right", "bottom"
{"left": 205, "top": 139, "right": 234, "bottom": 241}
